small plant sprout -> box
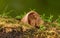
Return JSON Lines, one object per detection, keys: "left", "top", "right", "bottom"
{"left": 55, "top": 16, "right": 60, "bottom": 26}
{"left": 56, "top": 16, "right": 60, "bottom": 23}
{"left": 0, "top": 5, "right": 8, "bottom": 17}
{"left": 15, "top": 12, "right": 27, "bottom": 19}
{"left": 29, "top": 8, "right": 36, "bottom": 11}
{"left": 39, "top": 25, "right": 46, "bottom": 31}
{"left": 44, "top": 15, "right": 53, "bottom": 22}
{"left": 41, "top": 14, "right": 46, "bottom": 21}
{"left": 2, "top": 10, "right": 14, "bottom": 17}
{"left": 46, "top": 15, "right": 53, "bottom": 22}
{"left": 24, "top": 12, "right": 27, "bottom": 15}
{"left": 3, "top": 5, "right": 8, "bottom": 13}
{"left": 0, "top": 5, "right": 14, "bottom": 17}
{"left": 15, "top": 15, "right": 23, "bottom": 20}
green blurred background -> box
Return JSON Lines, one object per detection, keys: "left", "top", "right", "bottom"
{"left": 0, "top": 0, "right": 60, "bottom": 18}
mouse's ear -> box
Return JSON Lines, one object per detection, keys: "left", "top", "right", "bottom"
{"left": 21, "top": 11, "right": 44, "bottom": 28}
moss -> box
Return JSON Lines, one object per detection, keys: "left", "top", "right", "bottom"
{"left": 0, "top": 14, "right": 60, "bottom": 38}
